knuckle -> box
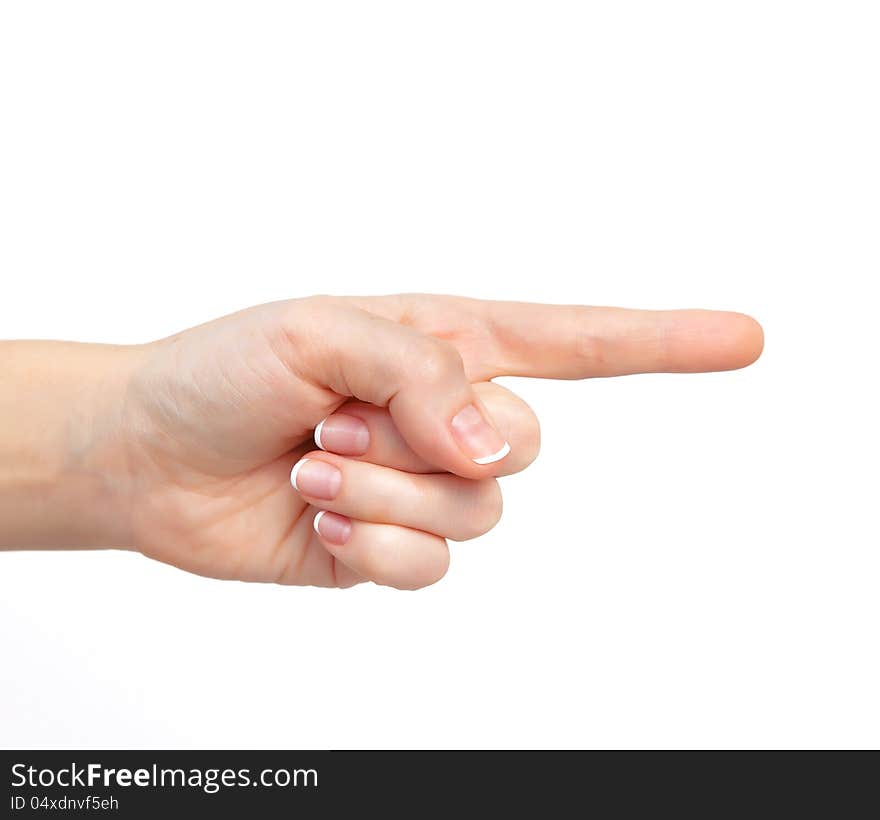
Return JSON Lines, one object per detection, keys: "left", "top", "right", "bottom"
{"left": 409, "top": 337, "right": 465, "bottom": 385}
{"left": 273, "top": 297, "right": 344, "bottom": 362}
{"left": 457, "top": 479, "right": 503, "bottom": 539}
{"left": 572, "top": 327, "right": 608, "bottom": 370}
{"left": 279, "top": 295, "right": 333, "bottom": 329}
{"left": 297, "top": 294, "right": 338, "bottom": 312}
{"left": 368, "top": 528, "right": 450, "bottom": 591}
{"left": 406, "top": 536, "right": 450, "bottom": 590}
{"left": 358, "top": 526, "right": 403, "bottom": 586}
{"left": 403, "top": 537, "right": 450, "bottom": 590}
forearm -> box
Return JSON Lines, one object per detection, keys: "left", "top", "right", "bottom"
{"left": 0, "top": 341, "right": 139, "bottom": 549}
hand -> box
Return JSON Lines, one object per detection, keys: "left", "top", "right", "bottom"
{"left": 0, "top": 295, "right": 763, "bottom": 589}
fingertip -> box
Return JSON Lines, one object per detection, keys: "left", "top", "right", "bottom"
{"left": 676, "top": 309, "right": 765, "bottom": 373}
{"left": 743, "top": 314, "right": 765, "bottom": 366}
{"left": 727, "top": 312, "right": 765, "bottom": 370}
{"left": 471, "top": 381, "right": 541, "bottom": 476}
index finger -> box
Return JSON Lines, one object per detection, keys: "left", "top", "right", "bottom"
{"left": 344, "top": 294, "right": 764, "bottom": 381}
{"left": 479, "top": 301, "right": 764, "bottom": 379}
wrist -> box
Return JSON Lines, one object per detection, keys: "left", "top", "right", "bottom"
{"left": 68, "top": 342, "right": 148, "bottom": 549}
{"left": 0, "top": 341, "right": 146, "bottom": 549}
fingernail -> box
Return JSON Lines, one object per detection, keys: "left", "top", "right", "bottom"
{"left": 313, "top": 510, "right": 352, "bottom": 545}
{"left": 450, "top": 404, "right": 511, "bottom": 465}
{"left": 290, "top": 458, "right": 342, "bottom": 499}
{"left": 314, "top": 414, "right": 370, "bottom": 455}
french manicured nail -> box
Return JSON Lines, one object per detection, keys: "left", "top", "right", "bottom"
{"left": 450, "top": 403, "right": 510, "bottom": 465}
{"left": 314, "top": 414, "right": 370, "bottom": 455}
{"left": 290, "top": 458, "right": 342, "bottom": 499}
{"left": 313, "top": 510, "right": 352, "bottom": 545}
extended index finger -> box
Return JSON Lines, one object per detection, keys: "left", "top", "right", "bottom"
{"left": 466, "top": 299, "right": 762, "bottom": 379}
{"left": 344, "top": 295, "right": 764, "bottom": 381}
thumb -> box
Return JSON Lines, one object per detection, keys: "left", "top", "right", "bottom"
{"left": 289, "top": 300, "right": 509, "bottom": 479}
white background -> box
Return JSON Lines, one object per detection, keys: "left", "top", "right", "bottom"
{"left": 1, "top": 2, "right": 877, "bottom": 749}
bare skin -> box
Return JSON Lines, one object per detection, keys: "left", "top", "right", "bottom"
{"left": 0, "top": 294, "right": 763, "bottom": 589}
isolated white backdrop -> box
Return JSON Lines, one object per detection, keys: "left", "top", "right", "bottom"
{"left": 1, "top": 2, "right": 877, "bottom": 749}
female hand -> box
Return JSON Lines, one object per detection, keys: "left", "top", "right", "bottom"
{"left": 0, "top": 294, "right": 763, "bottom": 588}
